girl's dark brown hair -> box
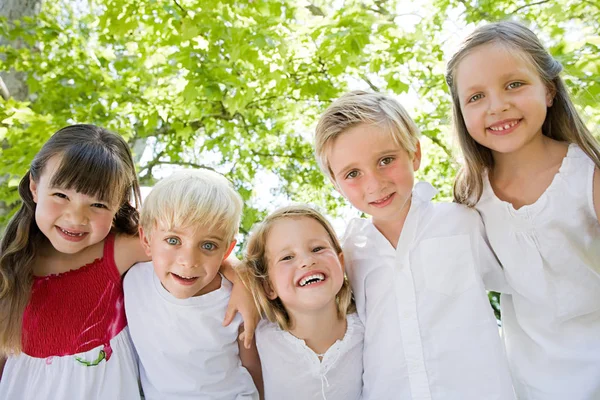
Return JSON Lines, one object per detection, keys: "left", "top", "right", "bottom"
{"left": 0, "top": 124, "right": 141, "bottom": 354}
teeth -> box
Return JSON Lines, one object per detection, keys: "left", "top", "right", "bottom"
{"left": 489, "top": 120, "right": 518, "bottom": 131}
{"left": 175, "top": 274, "right": 196, "bottom": 279}
{"left": 60, "top": 228, "right": 84, "bottom": 237}
{"left": 372, "top": 194, "right": 391, "bottom": 204}
{"left": 299, "top": 273, "right": 325, "bottom": 287}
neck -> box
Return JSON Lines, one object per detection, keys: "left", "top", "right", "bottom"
{"left": 287, "top": 301, "right": 347, "bottom": 356}
{"left": 491, "top": 135, "right": 564, "bottom": 180}
{"left": 373, "top": 196, "right": 412, "bottom": 248}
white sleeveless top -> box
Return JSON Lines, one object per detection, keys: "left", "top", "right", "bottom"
{"left": 124, "top": 262, "right": 259, "bottom": 400}
{"left": 255, "top": 313, "right": 363, "bottom": 400}
{"left": 476, "top": 144, "right": 600, "bottom": 400}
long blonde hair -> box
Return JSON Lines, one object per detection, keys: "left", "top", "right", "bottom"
{"left": 446, "top": 20, "right": 600, "bottom": 206}
{"left": 242, "top": 205, "right": 355, "bottom": 331}
{"left": 0, "top": 124, "right": 141, "bottom": 354}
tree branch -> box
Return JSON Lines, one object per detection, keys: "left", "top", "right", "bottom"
{"left": 511, "top": 0, "right": 551, "bottom": 14}
{"left": 0, "top": 76, "right": 9, "bottom": 100}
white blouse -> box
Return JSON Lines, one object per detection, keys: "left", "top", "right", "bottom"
{"left": 124, "top": 262, "right": 258, "bottom": 400}
{"left": 343, "top": 181, "right": 515, "bottom": 400}
{"left": 477, "top": 144, "right": 600, "bottom": 400}
{"left": 255, "top": 313, "right": 363, "bottom": 400}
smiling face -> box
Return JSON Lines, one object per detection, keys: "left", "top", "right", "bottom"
{"left": 327, "top": 123, "right": 420, "bottom": 230}
{"left": 455, "top": 42, "right": 553, "bottom": 156}
{"left": 141, "top": 223, "right": 235, "bottom": 299}
{"left": 29, "top": 156, "right": 118, "bottom": 255}
{"left": 264, "top": 216, "right": 344, "bottom": 315}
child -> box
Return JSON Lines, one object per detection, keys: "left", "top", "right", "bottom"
{"left": 0, "top": 124, "right": 144, "bottom": 398}
{"left": 242, "top": 205, "right": 363, "bottom": 400}
{"left": 314, "top": 91, "right": 516, "bottom": 399}
{"left": 123, "top": 170, "right": 262, "bottom": 399}
{"left": 446, "top": 21, "right": 600, "bottom": 399}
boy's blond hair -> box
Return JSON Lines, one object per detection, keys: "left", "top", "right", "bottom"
{"left": 314, "top": 90, "right": 421, "bottom": 182}
{"left": 241, "top": 205, "right": 355, "bottom": 331}
{"left": 140, "top": 169, "right": 243, "bottom": 241}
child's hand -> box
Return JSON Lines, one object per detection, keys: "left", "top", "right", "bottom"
{"left": 220, "top": 254, "right": 260, "bottom": 349}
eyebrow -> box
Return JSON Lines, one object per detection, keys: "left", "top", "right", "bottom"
{"left": 164, "top": 229, "right": 225, "bottom": 242}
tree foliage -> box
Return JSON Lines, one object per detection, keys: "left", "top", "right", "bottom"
{"left": 1, "top": 0, "right": 599, "bottom": 237}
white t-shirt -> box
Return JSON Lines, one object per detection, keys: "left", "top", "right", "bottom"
{"left": 476, "top": 144, "right": 600, "bottom": 400}
{"left": 123, "top": 262, "right": 258, "bottom": 400}
{"left": 343, "top": 181, "right": 515, "bottom": 400}
{"left": 255, "top": 313, "right": 363, "bottom": 400}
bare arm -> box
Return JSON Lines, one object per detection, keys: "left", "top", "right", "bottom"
{"left": 221, "top": 254, "right": 260, "bottom": 349}
{"left": 238, "top": 326, "right": 264, "bottom": 400}
{"left": 114, "top": 233, "right": 151, "bottom": 275}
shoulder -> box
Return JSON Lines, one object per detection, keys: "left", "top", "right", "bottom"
{"left": 114, "top": 233, "right": 149, "bottom": 275}
{"left": 419, "top": 201, "right": 482, "bottom": 237}
{"left": 342, "top": 218, "right": 380, "bottom": 254}
{"left": 123, "top": 261, "right": 153, "bottom": 291}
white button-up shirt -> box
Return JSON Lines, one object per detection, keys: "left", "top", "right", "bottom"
{"left": 343, "top": 182, "right": 515, "bottom": 400}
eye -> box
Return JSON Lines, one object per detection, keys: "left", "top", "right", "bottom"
{"left": 379, "top": 156, "right": 394, "bottom": 166}
{"left": 201, "top": 242, "right": 217, "bottom": 251}
{"left": 91, "top": 203, "right": 109, "bottom": 209}
{"left": 165, "top": 237, "right": 181, "bottom": 246}
{"left": 468, "top": 93, "right": 483, "bottom": 103}
{"left": 345, "top": 170, "right": 359, "bottom": 179}
{"left": 507, "top": 81, "right": 523, "bottom": 90}
{"left": 312, "top": 246, "right": 326, "bottom": 252}
{"left": 280, "top": 255, "right": 293, "bottom": 262}
{"left": 53, "top": 192, "right": 68, "bottom": 199}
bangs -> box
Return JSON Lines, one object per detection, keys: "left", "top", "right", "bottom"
{"left": 50, "top": 145, "right": 128, "bottom": 206}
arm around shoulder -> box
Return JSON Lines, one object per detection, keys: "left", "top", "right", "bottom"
{"left": 238, "top": 327, "right": 264, "bottom": 400}
{"left": 114, "top": 233, "right": 150, "bottom": 275}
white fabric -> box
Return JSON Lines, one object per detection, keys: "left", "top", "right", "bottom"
{"left": 0, "top": 328, "right": 140, "bottom": 400}
{"left": 477, "top": 144, "right": 600, "bottom": 400}
{"left": 343, "top": 181, "right": 515, "bottom": 400}
{"left": 123, "top": 262, "right": 258, "bottom": 400}
{"left": 255, "top": 313, "right": 363, "bottom": 400}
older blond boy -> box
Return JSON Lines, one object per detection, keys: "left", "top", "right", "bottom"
{"left": 124, "top": 170, "right": 261, "bottom": 400}
{"left": 314, "top": 91, "right": 515, "bottom": 400}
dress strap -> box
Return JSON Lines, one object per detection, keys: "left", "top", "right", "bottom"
{"left": 102, "top": 232, "right": 121, "bottom": 282}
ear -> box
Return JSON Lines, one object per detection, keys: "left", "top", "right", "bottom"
{"left": 139, "top": 226, "right": 153, "bottom": 258}
{"left": 263, "top": 279, "right": 278, "bottom": 300}
{"left": 223, "top": 240, "right": 237, "bottom": 260}
{"left": 546, "top": 84, "right": 556, "bottom": 107}
{"left": 29, "top": 177, "right": 39, "bottom": 203}
{"left": 337, "top": 251, "right": 345, "bottom": 274}
{"left": 412, "top": 140, "right": 422, "bottom": 172}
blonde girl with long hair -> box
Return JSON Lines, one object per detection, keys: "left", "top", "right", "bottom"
{"left": 242, "top": 205, "right": 363, "bottom": 400}
{"left": 446, "top": 21, "right": 600, "bottom": 399}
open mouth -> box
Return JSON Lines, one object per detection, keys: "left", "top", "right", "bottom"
{"left": 56, "top": 226, "right": 87, "bottom": 241}
{"left": 369, "top": 192, "right": 395, "bottom": 207}
{"left": 298, "top": 273, "right": 326, "bottom": 287}
{"left": 171, "top": 273, "right": 199, "bottom": 285}
{"left": 487, "top": 119, "right": 520, "bottom": 132}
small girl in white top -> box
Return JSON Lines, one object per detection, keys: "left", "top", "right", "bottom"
{"left": 241, "top": 205, "right": 363, "bottom": 400}
{"left": 446, "top": 20, "right": 600, "bottom": 399}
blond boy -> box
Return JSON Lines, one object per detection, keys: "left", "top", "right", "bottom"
{"left": 314, "top": 91, "right": 515, "bottom": 400}
{"left": 123, "top": 170, "right": 261, "bottom": 399}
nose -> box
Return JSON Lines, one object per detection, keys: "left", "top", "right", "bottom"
{"left": 65, "top": 204, "right": 89, "bottom": 225}
{"left": 177, "top": 247, "right": 199, "bottom": 268}
{"left": 364, "top": 170, "right": 383, "bottom": 194}
{"left": 299, "top": 252, "right": 316, "bottom": 269}
{"left": 487, "top": 91, "right": 510, "bottom": 115}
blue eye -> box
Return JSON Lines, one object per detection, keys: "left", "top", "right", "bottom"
{"left": 202, "top": 242, "right": 216, "bottom": 251}
{"left": 166, "top": 237, "right": 181, "bottom": 245}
